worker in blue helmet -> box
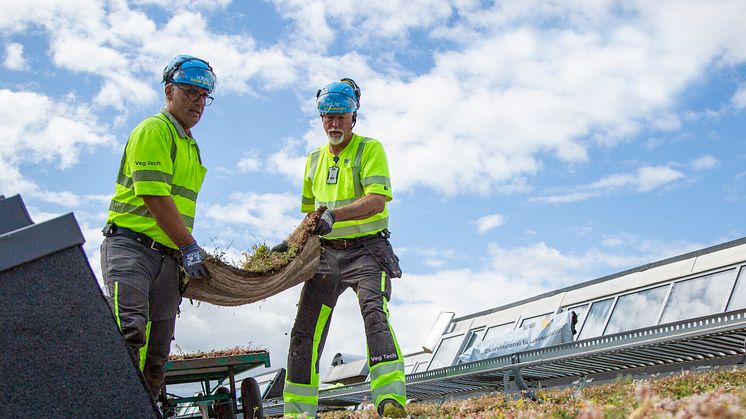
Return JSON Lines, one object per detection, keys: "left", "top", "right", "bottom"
{"left": 279, "top": 78, "right": 407, "bottom": 418}
{"left": 101, "top": 54, "right": 216, "bottom": 400}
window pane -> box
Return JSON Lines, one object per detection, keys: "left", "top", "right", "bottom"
{"left": 661, "top": 269, "right": 737, "bottom": 323}
{"left": 567, "top": 304, "right": 589, "bottom": 336}
{"left": 428, "top": 334, "right": 464, "bottom": 369}
{"left": 605, "top": 286, "right": 668, "bottom": 335}
{"left": 578, "top": 299, "right": 613, "bottom": 339}
{"left": 458, "top": 329, "right": 486, "bottom": 359}
{"left": 727, "top": 266, "right": 746, "bottom": 311}
{"left": 483, "top": 322, "right": 514, "bottom": 342}
{"left": 413, "top": 361, "right": 427, "bottom": 373}
{"left": 520, "top": 313, "right": 552, "bottom": 329}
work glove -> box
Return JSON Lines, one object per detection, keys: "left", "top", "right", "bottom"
{"left": 180, "top": 242, "right": 208, "bottom": 279}
{"left": 314, "top": 209, "right": 335, "bottom": 236}
{"left": 271, "top": 240, "right": 289, "bottom": 253}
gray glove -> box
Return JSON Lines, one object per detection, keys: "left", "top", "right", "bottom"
{"left": 271, "top": 240, "right": 289, "bottom": 253}
{"left": 314, "top": 209, "right": 336, "bottom": 236}
{"left": 180, "top": 242, "right": 208, "bottom": 278}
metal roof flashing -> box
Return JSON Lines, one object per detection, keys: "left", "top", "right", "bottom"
{"left": 0, "top": 194, "right": 34, "bottom": 234}
{"left": 0, "top": 213, "right": 85, "bottom": 273}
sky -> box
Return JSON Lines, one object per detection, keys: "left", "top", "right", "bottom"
{"left": 3, "top": 0, "right": 746, "bottom": 392}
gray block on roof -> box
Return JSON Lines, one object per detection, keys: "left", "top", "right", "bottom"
{"left": 0, "top": 195, "right": 159, "bottom": 418}
{"left": 0, "top": 194, "right": 33, "bottom": 235}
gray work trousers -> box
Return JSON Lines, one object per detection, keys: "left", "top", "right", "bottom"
{"left": 286, "top": 236, "right": 401, "bottom": 384}
{"left": 100, "top": 235, "right": 181, "bottom": 398}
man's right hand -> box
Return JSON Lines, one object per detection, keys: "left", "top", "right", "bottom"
{"left": 314, "top": 209, "right": 335, "bottom": 236}
{"left": 271, "top": 240, "right": 289, "bottom": 253}
{"left": 180, "top": 242, "right": 208, "bottom": 278}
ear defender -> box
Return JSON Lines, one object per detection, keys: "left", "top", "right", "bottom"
{"left": 340, "top": 78, "right": 361, "bottom": 103}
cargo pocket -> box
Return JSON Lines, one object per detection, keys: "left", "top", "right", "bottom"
{"left": 365, "top": 239, "right": 402, "bottom": 279}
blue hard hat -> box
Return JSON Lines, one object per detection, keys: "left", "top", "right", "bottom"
{"left": 162, "top": 55, "right": 216, "bottom": 93}
{"left": 316, "top": 79, "right": 361, "bottom": 114}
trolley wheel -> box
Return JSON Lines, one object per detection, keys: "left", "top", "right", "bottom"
{"left": 241, "top": 377, "right": 263, "bottom": 419}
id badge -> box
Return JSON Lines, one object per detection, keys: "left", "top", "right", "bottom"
{"left": 327, "top": 166, "right": 339, "bottom": 184}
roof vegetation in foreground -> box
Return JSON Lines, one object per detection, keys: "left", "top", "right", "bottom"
{"left": 321, "top": 366, "right": 746, "bottom": 418}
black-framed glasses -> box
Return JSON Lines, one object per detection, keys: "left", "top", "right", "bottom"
{"left": 174, "top": 84, "right": 214, "bottom": 106}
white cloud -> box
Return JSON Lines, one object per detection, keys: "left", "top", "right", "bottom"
{"left": 633, "top": 166, "right": 686, "bottom": 192}
{"left": 535, "top": 191, "right": 597, "bottom": 205}
{"left": 0, "top": 1, "right": 101, "bottom": 32}
{"left": 599, "top": 233, "right": 703, "bottom": 262}
{"left": 690, "top": 155, "right": 719, "bottom": 171}
{"left": 397, "top": 246, "right": 463, "bottom": 269}
{"left": 732, "top": 83, "right": 746, "bottom": 109}
{"left": 132, "top": 0, "right": 231, "bottom": 10}
{"left": 266, "top": 138, "right": 310, "bottom": 185}
{"left": 236, "top": 151, "right": 262, "bottom": 173}
{"left": 270, "top": 0, "right": 453, "bottom": 51}
{"left": 268, "top": 0, "right": 336, "bottom": 51}
{"left": 202, "top": 192, "right": 300, "bottom": 241}
{"left": 473, "top": 213, "right": 505, "bottom": 235}
{"left": 0, "top": 89, "right": 115, "bottom": 204}
{"left": 1, "top": 3, "right": 301, "bottom": 114}
{"left": 4, "top": 42, "right": 27, "bottom": 70}
{"left": 595, "top": 165, "right": 683, "bottom": 192}
{"left": 276, "top": 0, "right": 746, "bottom": 197}
{"left": 0, "top": 163, "right": 37, "bottom": 198}
{"left": 6, "top": 1, "right": 744, "bottom": 198}
{"left": 0, "top": 89, "right": 112, "bottom": 169}
{"left": 533, "top": 165, "right": 685, "bottom": 204}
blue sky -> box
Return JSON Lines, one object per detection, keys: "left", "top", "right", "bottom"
{"left": 3, "top": 0, "right": 746, "bottom": 384}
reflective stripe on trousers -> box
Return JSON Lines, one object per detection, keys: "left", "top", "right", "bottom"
{"left": 370, "top": 270, "right": 406, "bottom": 408}
{"left": 283, "top": 379, "right": 320, "bottom": 417}
{"left": 100, "top": 235, "right": 181, "bottom": 397}
{"left": 284, "top": 242, "right": 406, "bottom": 416}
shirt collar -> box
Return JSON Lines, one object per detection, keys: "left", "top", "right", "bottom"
{"left": 160, "top": 108, "right": 191, "bottom": 139}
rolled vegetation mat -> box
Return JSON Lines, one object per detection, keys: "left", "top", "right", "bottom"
{"left": 182, "top": 207, "right": 324, "bottom": 306}
{"left": 168, "top": 345, "right": 267, "bottom": 361}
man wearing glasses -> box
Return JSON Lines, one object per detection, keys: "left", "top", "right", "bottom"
{"left": 100, "top": 54, "right": 215, "bottom": 399}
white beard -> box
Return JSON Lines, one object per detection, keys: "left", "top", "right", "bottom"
{"left": 327, "top": 132, "right": 344, "bottom": 145}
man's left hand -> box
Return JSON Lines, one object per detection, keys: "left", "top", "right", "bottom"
{"left": 180, "top": 242, "right": 208, "bottom": 278}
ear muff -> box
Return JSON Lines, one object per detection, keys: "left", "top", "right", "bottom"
{"left": 340, "top": 78, "right": 361, "bottom": 103}
{"left": 162, "top": 57, "right": 189, "bottom": 84}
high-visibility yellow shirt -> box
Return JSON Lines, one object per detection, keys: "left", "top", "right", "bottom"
{"left": 301, "top": 133, "right": 392, "bottom": 239}
{"left": 106, "top": 111, "right": 207, "bottom": 249}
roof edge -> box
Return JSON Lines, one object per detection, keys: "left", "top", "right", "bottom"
{"left": 0, "top": 213, "right": 85, "bottom": 272}
{"left": 454, "top": 235, "right": 746, "bottom": 322}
